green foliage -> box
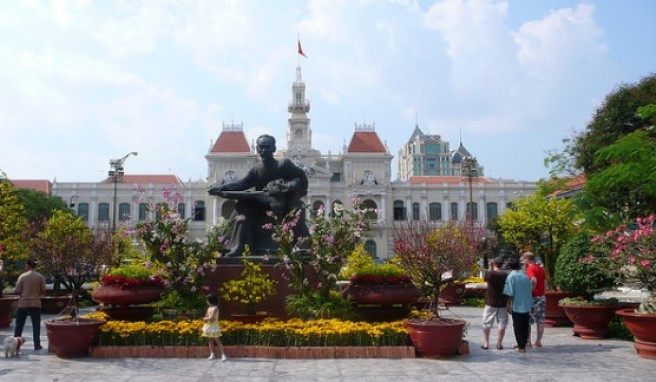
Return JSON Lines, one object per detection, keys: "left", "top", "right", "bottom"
{"left": 497, "top": 193, "right": 579, "bottom": 287}
{"left": 108, "top": 264, "right": 157, "bottom": 279}
{"left": 0, "top": 173, "right": 29, "bottom": 292}
{"left": 462, "top": 297, "right": 485, "bottom": 308}
{"left": 573, "top": 74, "right": 656, "bottom": 174}
{"left": 558, "top": 296, "right": 618, "bottom": 306}
{"left": 286, "top": 291, "right": 357, "bottom": 321}
{"left": 553, "top": 233, "right": 616, "bottom": 295}
{"left": 580, "top": 130, "right": 656, "bottom": 229}
{"left": 156, "top": 289, "right": 206, "bottom": 312}
{"left": 340, "top": 244, "right": 375, "bottom": 279}
{"left": 28, "top": 210, "right": 115, "bottom": 294}
{"left": 608, "top": 315, "right": 634, "bottom": 341}
{"left": 15, "top": 188, "right": 68, "bottom": 224}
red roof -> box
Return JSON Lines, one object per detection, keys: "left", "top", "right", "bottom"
{"left": 408, "top": 176, "right": 494, "bottom": 185}
{"left": 210, "top": 131, "right": 251, "bottom": 153}
{"left": 100, "top": 174, "right": 183, "bottom": 185}
{"left": 347, "top": 131, "right": 387, "bottom": 153}
{"left": 548, "top": 173, "right": 586, "bottom": 198}
{"left": 10, "top": 179, "right": 52, "bottom": 194}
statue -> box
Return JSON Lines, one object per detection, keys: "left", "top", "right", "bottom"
{"left": 208, "top": 134, "right": 310, "bottom": 257}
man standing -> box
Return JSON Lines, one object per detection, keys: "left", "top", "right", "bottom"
{"left": 481, "top": 257, "right": 508, "bottom": 350}
{"left": 14, "top": 259, "right": 47, "bottom": 350}
{"left": 522, "top": 252, "right": 546, "bottom": 347}
{"left": 503, "top": 258, "right": 533, "bottom": 353}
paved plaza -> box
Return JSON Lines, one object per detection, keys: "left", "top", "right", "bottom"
{"left": 1, "top": 306, "right": 655, "bottom": 381}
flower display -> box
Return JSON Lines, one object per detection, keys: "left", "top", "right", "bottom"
{"left": 130, "top": 184, "right": 219, "bottom": 311}
{"left": 349, "top": 274, "right": 413, "bottom": 286}
{"left": 588, "top": 215, "right": 656, "bottom": 313}
{"left": 220, "top": 253, "right": 277, "bottom": 315}
{"left": 97, "top": 317, "right": 410, "bottom": 347}
{"left": 101, "top": 275, "right": 165, "bottom": 289}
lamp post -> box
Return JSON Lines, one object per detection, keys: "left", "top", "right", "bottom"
{"left": 462, "top": 156, "right": 483, "bottom": 267}
{"left": 109, "top": 151, "right": 138, "bottom": 235}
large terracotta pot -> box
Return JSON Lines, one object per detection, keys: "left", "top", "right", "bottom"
{"left": 438, "top": 283, "right": 466, "bottom": 306}
{"left": 99, "top": 306, "right": 156, "bottom": 321}
{"left": 405, "top": 318, "right": 466, "bottom": 357}
{"left": 346, "top": 284, "right": 421, "bottom": 306}
{"left": 92, "top": 285, "right": 164, "bottom": 307}
{"left": 0, "top": 296, "right": 19, "bottom": 328}
{"left": 45, "top": 318, "right": 105, "bottom": 358}
{"left": 616, "top": 309, "right": 656, "bottom": 360}
{"left": 559, "top": 303, "right": 618, "bottom": 339}
{"left": 545, "top": 290, "right": 578, "bottom": 327}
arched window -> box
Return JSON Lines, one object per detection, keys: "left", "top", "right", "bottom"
{"left": 98, "top": 203, "right": 110, "bottom": 221}
{"left": 312, "top": 200, "right": 325, "bottom": 216}
{"left": 78, "top": 203, "right": 89, "bottom": 221}
{"left": 487, "top": 202, "right": 498, "bottom": 219}
{"left": 412, "top": 202, "right": 420, "bottom": 220}
{"left": 138, "top": 203, "right": 147, "bottom": 221}
{"left": 331, "top": 200, "right": 343, "bottom": 217}
{"left": 450, "top": 202, "right": 459, "bottom": 221}
{"left": 393, "top": 200, "right": 406, "bottom": 221}
{"left": 194, "top": 201, "right": 206, "bottom": 221}
{"left": 466, "top": 202, "right": 478, "bottom": 220}
{"left": 364, "top": 240, "right": 377, "bottom": 258}
{"left": 429, "top": 202, "right": 442, "bottom": 221}
{"left": 118, "top": 203, "right": 131, "bottom": 222}
{"left": 177, "top": 203, "right": 186, "bottom": 219}
{"left": 221, "top": 200, "right": 236, "bottom": 220}
{"left": 362, "top": 199, "right": 378, "bottom": 220}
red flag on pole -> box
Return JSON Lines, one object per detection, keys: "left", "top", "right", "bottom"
{"left": 298, "top": 40, "right": 308, "bottom": 58}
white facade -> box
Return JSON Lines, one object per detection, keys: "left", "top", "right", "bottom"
{"left": 52, "top": 65, "right": 538, "bottom": 258}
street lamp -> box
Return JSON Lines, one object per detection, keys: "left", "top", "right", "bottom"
{"left": 462, "top": 156, "right": 484, "bottom": 267}
{"left": 109, "top": 151, "right": 138, "bottom": 235}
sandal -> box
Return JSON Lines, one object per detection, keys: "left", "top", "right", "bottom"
{"left": 497, "top": 344, "right": 503, "bottom": 350}
{"left": 480, "top": 345, "right": 489, "bottom": 350}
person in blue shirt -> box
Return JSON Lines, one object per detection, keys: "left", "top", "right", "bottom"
{"left": 503, "top": 257, "right": 533, "bottom": 352}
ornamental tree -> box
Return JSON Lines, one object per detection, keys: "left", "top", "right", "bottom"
{"left": 393, "top": 221, "right": 481, "bottom": 318}
{"left": 497, "top": 193, "right": 579, "bottom": 287}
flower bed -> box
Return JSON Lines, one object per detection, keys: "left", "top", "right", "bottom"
{"left": 97, "top": 318, "right": 411, "bottom": 348}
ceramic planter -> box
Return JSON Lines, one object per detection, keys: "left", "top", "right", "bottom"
{"left": 438, "top": 283, "right": 466, "bottom": 306}
{"left": 559, "top": 303, "right": 618, "bottom": 339}
{"left": 45, "top": 318, "right": 105, "bottom": 358}
{"left": 0, "top": 296, "right": 19, "bottom": 328}
{"left": 230, "top": 311, "right": 271, "bottom": 324}
{"left": 92, "top": 285, "right": 164, "bottom": 307}
{"left": 405, "top": 318, "right": 466, "bottom": 357}
{"left": 545, "top": 290, "right": 578, "bottom": 327}
{"left": 345, "top": 284, "right": 421, "bottom": 306}
{"left": 616, "top": 309, "right": 656, "bottom": 360}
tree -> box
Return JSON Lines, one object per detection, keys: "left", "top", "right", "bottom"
{"left": 497, "top": 193, "right": 579, "bottom": 287}
{"left": 579, "top": 130, "right": 656, "bottom": 230}
{"left": 28, "top": 210, "right": 115, "bottom": 295}
{"left": 0, "top": 172, "right": 29, "bottom": 295}
{"left": 15, "top": 188, "right": 69, "bottom": 224}
{"left": 572, "top": 73, "right": 656, "bottom": 174}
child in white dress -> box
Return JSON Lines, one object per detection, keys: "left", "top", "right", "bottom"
{"left": 202, "top": 294, "right": 227, "bottom": 361}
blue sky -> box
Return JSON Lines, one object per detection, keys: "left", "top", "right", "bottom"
{"left": 1, "top": 0, "right": 654, "bottom": 183}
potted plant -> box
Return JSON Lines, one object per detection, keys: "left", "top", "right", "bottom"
{"left": 219, "top": 253, "right": 277, "bottom": 323}
{"left": 393, "top": 221, "right": 480, "bottom": 357}
{"left": 554, "top": 232, "right": 619, "bottom": 339}
{"left": 341, "top": 248, "right": 420, "bottom": 307}
{"left": 44, "top": 294, "right": 106, "bottom": 358}
{"left": 588, "top": 215, "right": 656, "bottom": 359}
{"left": 92, "top": 264, "right": 165, "bottom": 321}
{"left": 27, "top": 211, "right": 115, "bottom": 312}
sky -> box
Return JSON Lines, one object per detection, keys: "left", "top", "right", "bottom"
{"left": 1, "top": 0, "right": 654, "bottom": 184}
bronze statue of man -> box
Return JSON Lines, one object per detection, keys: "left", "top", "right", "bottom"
{"left": 208, "top": 134, "right": 310, "bottom": 257}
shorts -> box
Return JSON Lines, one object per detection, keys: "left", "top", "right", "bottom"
{"left": 530, "top": 296, "right": 546, "bottom": 324}
{"left": 482, "top": 305, "right": 509, "bottom": 330}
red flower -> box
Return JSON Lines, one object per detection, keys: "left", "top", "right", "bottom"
{"left": 101, "top": 275, "right": 165, "bottom": 289}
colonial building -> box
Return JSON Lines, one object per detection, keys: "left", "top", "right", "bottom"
{"left": 33, "top": 64, "right": 536, "bottom": 258}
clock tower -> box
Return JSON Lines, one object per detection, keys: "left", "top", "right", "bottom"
{"left": 286, "top": 65, "right": 312, "bottom": 151}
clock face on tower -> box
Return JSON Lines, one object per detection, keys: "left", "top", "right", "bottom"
{"left": 295, "top": 129, "right": 303, "bottom": 139}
